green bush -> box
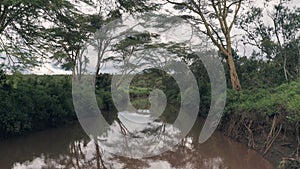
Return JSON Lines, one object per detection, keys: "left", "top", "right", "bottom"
{"left": 0, "top": 74, "right": 114, "bottom": 139}
{"left": 226, "top": 79, "right": 300, "bottom": 122}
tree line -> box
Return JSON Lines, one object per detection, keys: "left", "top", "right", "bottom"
{"left": 1, "top": 0, "right": 299, "bottom": 88}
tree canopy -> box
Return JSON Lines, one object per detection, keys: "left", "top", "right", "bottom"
{"left": 0, "top": 0, "right": 94, "bottom": 71}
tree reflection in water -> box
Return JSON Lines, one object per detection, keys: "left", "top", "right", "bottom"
{"left": 8, "top": 112, "right": 274, "bottom": 169}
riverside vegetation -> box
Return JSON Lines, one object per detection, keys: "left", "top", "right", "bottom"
{"left": 0, "top": 65, "right": 300, "bottom": 168}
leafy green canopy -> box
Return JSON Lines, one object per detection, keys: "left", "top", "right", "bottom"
{"left": 240, "top": 0, "right": 300, "bottom": 82}
{"left": 0, "top": 0, "right": 94, "bottom": 71}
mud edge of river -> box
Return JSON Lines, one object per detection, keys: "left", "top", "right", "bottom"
{"left": 217, "top": 113, "right": 300, "bottom": 168}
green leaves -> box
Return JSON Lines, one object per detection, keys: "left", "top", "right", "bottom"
{"left": 0, "top": 75, "right": 74, "bottom": 138}
{"left": 114, "top": 32, "right": 152, "bottom": 51}
{"left": 0, "top": 0, "right": 94, "bottom": 71}
{"left": 117, "top": 0, "right": 158, "bottom": 13}
{"left": 0, "top": 73, "right": 118, "bottom": 139}
{"left": 226, "top": 79, "right": 300, "bottom": 122}
{"left": 240, "top": 0, "right": 300, "bottom": 82}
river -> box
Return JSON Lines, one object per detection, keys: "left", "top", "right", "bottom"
{"left": 0, "top": 110, "right": 274, "bottom": 169}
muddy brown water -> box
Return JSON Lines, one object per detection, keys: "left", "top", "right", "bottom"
{"left": 0, "top": 111, "right": 274, "bottom": 169}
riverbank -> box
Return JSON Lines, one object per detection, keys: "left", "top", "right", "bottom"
{"left": 218, "top": 113, "right": 299, "bottom": 168}
{"left": 217, "top": 80, "right": 300, "bottom": 168}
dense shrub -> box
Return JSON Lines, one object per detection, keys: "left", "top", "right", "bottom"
{"left": 0, "top": 75, "right": 74, "bottom": 138}
{"left": 225, "top": 79, "right": 300, "bottom": 123}
{"left": 0, "top": 74, "right": 114, "bottom": 139}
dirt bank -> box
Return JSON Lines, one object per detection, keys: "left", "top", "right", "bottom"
{"left": 218, "top": 113, "right": 299, "bottom": 168}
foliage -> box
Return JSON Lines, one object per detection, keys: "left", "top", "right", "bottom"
{"left": 0, "top": 0, "right": 94, "bottom": 71}
{"left": 116, "top": 0, "right": 158, "bottom": 13}
{"left": 129, "top": 86, "right": 151, "bottom": 97}
{"left": 163, "top": 0, "right": 246, "bottom": 90}
{"left": 0, "top": 75, "right": 72, "bottom": 138}
{"left": 131, "top": 98, "right": 150, "bottom": 109}
{"left": 226, "top": 79, "right": 300, "bottom": 122}
{"left": 240, "top": 0, "right": 300, "bottom": 82}
{"left": 45, "top": 14, "right": 95, "bottom": 73}
{"left": 0, "top": 74, "right": 114, "bottom": 139}
{"left": 235, "top": 55, "right": 286, "bottom": 88}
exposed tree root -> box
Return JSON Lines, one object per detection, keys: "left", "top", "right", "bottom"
{"left": 219, "top": 113, "right": 298, "bottom": 167}
{"left": 278, "top": 157, "right": 300, "bottom": 169}
{"left": 95, "top": 141, "right": 107, "bottom": 169}
{"left": 296, "top": 122, "right": 299, "bottom": 159}
{"left": 243, "top": 120, "right": 256, "bottom": 149}
{"left": 263, "top": 123, "right": 282, "bottom": 155}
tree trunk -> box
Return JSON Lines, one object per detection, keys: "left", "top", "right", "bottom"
{"left": 227, "top": 50, "right": 242, "bottom": 91}
{"left": 283, "top": 54, "right": 289, "bottom": 82}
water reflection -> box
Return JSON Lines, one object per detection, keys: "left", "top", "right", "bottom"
{"left": 98, "top": 111, "right": 181, "bottom": 158}
{"left": 0, "top": 111, "right": 274, "bottom": 169}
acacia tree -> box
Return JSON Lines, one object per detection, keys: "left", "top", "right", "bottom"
{"left": 240, "top": 0, "right": 300, "bottom": 82}
{"left": 45, "top": 14, "right": 101, "bottom": 77}
{"left": 45, "top": 0, "right": 125, "bottom": 78}
{"left": 0, "top": 0, "right": 93, "bottom": 71}
{"left": 89, "top": 0, "right": 157, "bottom": 77}
{"left": 162, "top": 0, "right": 245, "bottom": 90}
{"left": 93, "top": 0, "right": 245, "bottom": 90}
